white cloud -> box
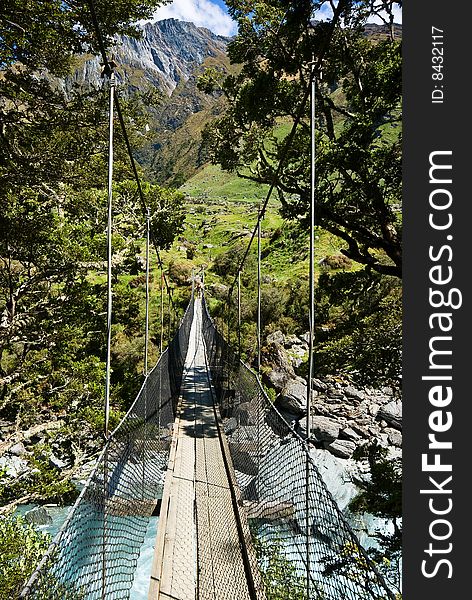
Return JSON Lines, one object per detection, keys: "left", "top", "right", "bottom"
{"left": 150, "top": 0, "right": 236, "bottom": 37}
{"left": 315, "top": 1, "right": 402, "bottom": 25}
{"left": 367, "top": 2, "right": 402, "bottom": 24}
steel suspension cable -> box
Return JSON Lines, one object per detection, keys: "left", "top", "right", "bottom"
{"left": 104, "top": 68, "right": 114, "bottom": 440}
{"left": 306, "top": 52, "right": 317, "bottom": 600}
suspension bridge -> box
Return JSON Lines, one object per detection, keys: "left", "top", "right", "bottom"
{"left": 19, "top": 292, "right": 395, "bottom": 600}
{"left": 16, "top": 4, "right": 398, "bottom": 598}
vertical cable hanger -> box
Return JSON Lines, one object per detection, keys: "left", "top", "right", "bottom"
{"left": 143, "top": 206, "right": 150, "bottom": 503}
{"left": 257, "top": 205, "right": 262, "bottom": 373}
{"left": 160, "top": 265, "right": 164, "bottom": 355}
{"left": 237, "top": 270, "right": 241, "bottom": 359}
{"left": 103, "top": 60, "right": 116, "bottom": 441}
{"left": 102, "top": 55, "right": 116, "bottom": 600}
{"left": 306, "top": 47, "right": 318, "bottom": 600}
{"left": 144, "top": 207, "right": 151, "bottom": 377}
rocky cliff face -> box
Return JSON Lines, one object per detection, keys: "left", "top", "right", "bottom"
{"left": 66, "top": 19, "right": 228, "bottom": 97}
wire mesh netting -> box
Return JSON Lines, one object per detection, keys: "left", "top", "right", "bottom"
{"left": 200, "top": 295, "right": 396, "bottom": 600}
{"left": 19, "top": 298, "right": 195, "bottom": 600}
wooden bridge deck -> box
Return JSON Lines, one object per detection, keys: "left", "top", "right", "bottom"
{"left": 148, "top": 299, "right": 262, "bottom": 600}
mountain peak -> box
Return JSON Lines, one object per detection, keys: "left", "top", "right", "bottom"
{"left": 116, "top": 18, "right": 228, "bottom": 95}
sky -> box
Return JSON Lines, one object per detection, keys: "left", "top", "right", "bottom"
{"left": 151, "top": 1, "right": 402, "bottom": 37}
{"left": 151, "top": 0, "right": 237, "bottom": 37}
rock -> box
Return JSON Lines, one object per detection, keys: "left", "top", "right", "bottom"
{"left": 231, "top": 448, "right": 258, "bottom": 476}
{"left": 24, "top": 506, "right": 52, "bottom": 526}
{"left": 300, "top": 332, "right": 310, "bottom": 344}
{"left": 287, "top": 345, "right": 307, "bottom": 369}
{"left": 324, "top": 439, "right": 357, "bottom": 459}
{"left": 344, "top": 385, "right": 366, "bottom": 401}
{"left": 262, "top": 343, "right": 296, "bottom": 392}
{"left": 284, "top": 334, "right": 301, "bottom": 347}
{"left": 228, "top": 426, "right": 258, "bottom": 444}
{"left": 234, "top": 402, "right": 255, "bottom": 426}
{"left": 49, "top": 454, "right": 67, "bottom": 470}
{"left": 377, "top": 400, "right": 402, "bottom": 430}
{"left": 340, "top": 427, "right": 361, "bottom": 441}
{"left": 266, "top": 330, "right": 285, "bottom": 345}
{"left": 9, "top": 442, "right": 26, "bottom": 457}
{"left": 135, "top": 255, "right": 146, "bottom": 271}
{"left": 386, "top": 428, "right": 402, "bottom": 447}
{"left": 378, "top": 433, "right": 390, "bottom": 448}
{"left": 275, "top": 378, "right": 308, "bottom": 415}
{"left": 0, "top": 455, "right": 29, "bottom": 477}
{"left": 310, "top": 416, "right": 340, "bottom": 442}
{"left": 224, "top": 417, "right": 238, "bottom": 435}
{"left": 311, "top": 378, "right": 328, "bottom": 392}
{"left": 327, "top": 391, "right": 345, "bottom": 400}
{"left": 369, "top": 402, "right": 380, "bottom": 417}
{"left": 372, "top": 395, "right": 391, "bottom": 405}
{"left": 349, "top": 423, "right": 370, "bottom": 439}
{"left": 266, "top": 369, "right": 289, "bottom": 393}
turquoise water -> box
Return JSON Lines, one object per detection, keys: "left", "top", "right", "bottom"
{"left": 16, "top": 504, "right": 159, "bottom": 599}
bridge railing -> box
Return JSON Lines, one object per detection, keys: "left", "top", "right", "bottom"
{"left": 201, "top": 294, "right": 396, "bottom": 600}
{"left": 20, "top": 297, "right": 195, "bottom": 599}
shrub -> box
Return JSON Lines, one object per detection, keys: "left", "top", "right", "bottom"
{"left": 0, "top": 515, "right": 50, "bottom": 597}
{"left": 168, "top": 261, "right": 192, "bottom": 285}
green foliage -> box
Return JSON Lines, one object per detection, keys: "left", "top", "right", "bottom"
{"left": 114, "top": 180, "right": 186, "bottom": 250}
{"left": 202, "top": 0, "right": 402, "bottom": 277}
{"left": 314, "top": 270, "right": 402, "bottom": 387}
{"left": 0, "top": 0, "right": 183, "bottom": 505}
{"left": 0, "top": 445, "right": 79, "bottom": 505}
{"left": 212, "top": 244, "right": 257, "bottom": 279}
{"left": 168, "top": 261, "right": 193, "bottom": 286}
{"left": 0, "top": 515, "right": 50, "bottom": 598}
{"left": 251, "top": 531, "right": 309, "bottom": 600}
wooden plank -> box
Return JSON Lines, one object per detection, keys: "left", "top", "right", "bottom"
{"left": 149, "top": 299, "right": 265, "bottom": 600}
{"left": 148, "top": 409, "right": 181, "bottom": 599}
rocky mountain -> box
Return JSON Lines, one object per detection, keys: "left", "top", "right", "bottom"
{"left": 67, "top": 19, "right": 229, "bottom": 96}
{"left": 61, "top": 19, "right": 231, "bottom": 186}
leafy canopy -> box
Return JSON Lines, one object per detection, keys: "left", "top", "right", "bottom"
{"left": 200, "top": 0, "right": 402, "bottom": 277}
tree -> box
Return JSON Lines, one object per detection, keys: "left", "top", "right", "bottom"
{"left": 0, "top": 0, "right": 184, "bottom": 503}
{"left": 200, "top": 0, "right": 402, "bottom": 277}
{"left": 313, "top": 268, "right": 402, "bottom": 387}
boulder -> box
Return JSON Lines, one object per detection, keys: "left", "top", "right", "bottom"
{"left": 231, "top": 448, "right": 258, "bottom": 476}
{"left": 228, "top": 426, "right": 258, "bottom": 444}
{"left": 275, "top": 378, "right": 308, "bottom": 416}
{"left": 234, "top": 402, "right": 255, "bottom": 426}
{"left": 284, "top": 334, "right": 302, "bottom": 348}
{"left": 386, "top": 428, "right": 402, "bottom": 447}
{"left": 344, "top": 385, "right": 366, "bottom": 401}
{"left": 324, "top": 439, "right": 357, "bottom": 459}
{"left": 263, "top": 342, "right": 296, "bottom": 392}
{"left": 25, "top": 506, "right": 52, "bottom": 526}
{"left": 49, "top": 454, "right": 67, "bottom": 470}
{"left": 0, "top": 455, "right": 29, "bottom": 477}
{"left": 266, "top": 369, "right": 289, "bottom": 393}
{"left": 340, "top": 427, "right": 361, "bottom": 441}
{"left": 377, "top": 400, "right": 402, "bottom": 430}
{"left": 369, "top": 402, "right": 380, "bottom": 417}
{"left": 310, "top": 416, "right": 340, "bottom": 442}
{"left": 311, "top": 378, "right": 329, "bottom": 392}
{"left": 9, "top": 442, "right": 26, "bottom": 457}
{"left": 224, "top": 417, "right": 238, "bottom": 436}
{"left": 266, "top": 330, "right": 285, "bottom": 345}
